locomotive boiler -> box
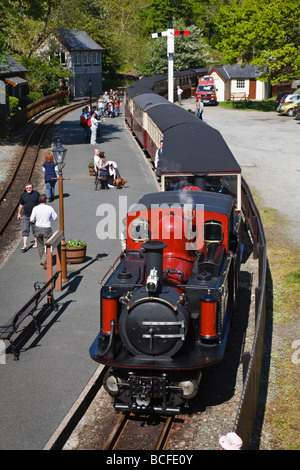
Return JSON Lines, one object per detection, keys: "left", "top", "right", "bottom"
{"left": 89, "top": 190, "right": 242, "bottom": 414}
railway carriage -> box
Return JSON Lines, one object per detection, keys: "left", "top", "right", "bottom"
{"left": 90, "top": 75, "right": 243, "bottom": 414}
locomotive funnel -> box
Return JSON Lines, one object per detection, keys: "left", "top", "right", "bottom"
{"left": 142, "top": 241, "right": 167, "bottom": 292}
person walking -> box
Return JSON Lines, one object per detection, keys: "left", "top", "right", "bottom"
{"left": 90, "top": 112, "right": 101, "bottom": 145}
{"left": 43, "top": 153, "right": 58, "bottom": 202}
{"left": 154, "top": 140, "right": 163, "bottom": 176}
{"left": 98, "top": 152, "right": 109, "bottom": 189}
{"left": 30, "top": 194, "right": 57, "bottom": 269}
{"left": 80, "top": 107, "right": 90, "bottom": 142}
{"left": 196, "top": 99, "right": 204, "bottom": 120}
{"left": 17, "top": 182, "right": 40, "bottom": 252}
{"left": 93, "top": 148, "right": 100, "bottom": 172}
{"left": 177, "top": 85, "right": 183, "bottom": 105}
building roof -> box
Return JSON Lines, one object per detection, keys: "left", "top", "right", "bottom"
{"left": 0, "top": 54, "right": 27, "bottom": 78}
{"left": 54, "top": 29, "right": 105, "bottom": 52}
{"left": 209, "top": 64, "right": 262, "bottom": 80}
{"left": 5, "top": 76, "right": 28, "bottom": 86}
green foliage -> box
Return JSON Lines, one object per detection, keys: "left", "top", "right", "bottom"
{"left": 20, "top": 56, "right": 72, "bottom": 96}
{"left": 1, "top": 0, "right": 299, "bottom": 88}
{"left": 137, "top": 21, "right": 212, "bottom": 76}
{"left": 214, "top": 0, "right": 300, "bottom": 83}
{"left": 66, "top": 240, "right": 87, "bottom": 247}
{"left": 8, "top": 96, "right": 20, "bottom": 115}
{"left": 27, "top": 91, "right": 44, "bottom": 102}
{"left": 219, "top": 98, "right": 276, "bottom": 112}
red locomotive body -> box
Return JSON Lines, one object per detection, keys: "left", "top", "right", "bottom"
{"left": 90, "top": 190, "right": 241, "bottom": 414}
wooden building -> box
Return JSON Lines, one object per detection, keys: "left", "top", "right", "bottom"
{"left": 208, "top": 64, "right": 270, "bottom": 102}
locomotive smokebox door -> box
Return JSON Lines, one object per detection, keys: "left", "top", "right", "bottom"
{"left": 119, "top": 293, "right": 189, "bottom": 357}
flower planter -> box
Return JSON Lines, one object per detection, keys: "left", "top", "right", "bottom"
{"left": 66, "top": 245, "right": 87, "bottom": 264}
{"left": 89, "top": 165, "right": 96, "bottom": 176}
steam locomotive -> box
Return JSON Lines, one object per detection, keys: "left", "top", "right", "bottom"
{"left": 89, "top": 74, "right": 243, "bottom": 414}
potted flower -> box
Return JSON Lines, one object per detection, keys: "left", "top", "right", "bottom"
{"left": 88, "top": 162, "right": 96, "bottom": 176}
{"left": 66, "top": 239, "right": 87, "bottom": 264}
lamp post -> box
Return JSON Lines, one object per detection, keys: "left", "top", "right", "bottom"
{"left": 88, "top": 78, "right": 92, "bottom": 111}
{"left": 52, "top": 139, "right": 69, "bottom": 283}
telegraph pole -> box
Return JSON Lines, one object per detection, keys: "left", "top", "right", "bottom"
{"left": 152, "top": 20, "right": 190, "bottom": 103}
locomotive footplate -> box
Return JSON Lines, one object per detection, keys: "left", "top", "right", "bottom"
{"left": 129, "top": 373, "right": 172, "bottom": 404}
{"left": 103, "top": 368, "right": 201, "bottom": 414}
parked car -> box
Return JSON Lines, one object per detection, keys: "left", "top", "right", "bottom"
{"left": 275, "top": 92, "right": 289, "bottom": 109}
{"left": 277, "top": 99, "right": 300, "bottom": 116}
{"left": 294, "top": 104, "right": 300, "bottom": 121}
{"left": 279, "top": 93, "right": 300, "bottom": 106}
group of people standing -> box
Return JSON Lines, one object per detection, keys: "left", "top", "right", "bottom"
{"left": 17, "top": 149, "right": 60, "bottom": 268}
{"left": 80, "top": 90, "right": 121, "bottom": 145}
{"left": 98, "top": 90, "right": 121, "bottom": 118}
{"left": 80, "top": 106, "right": 103, "bottom": 145}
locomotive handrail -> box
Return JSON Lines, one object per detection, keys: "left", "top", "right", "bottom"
{"left": 98, "top": 252, "right": 125, "bottom": 288}
{"left": 233, "top": 177, "right": 267, "bottom": 449}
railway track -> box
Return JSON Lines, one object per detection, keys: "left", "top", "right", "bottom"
{"left": 102, "top": 413, "right": 175, "bottom": 451}
{"left": 0, "top": 100, "right": 88, "bottom": 236}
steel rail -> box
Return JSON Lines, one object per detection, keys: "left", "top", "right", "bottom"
{"left": 102, "top": 413, "right": 174, "bottom": 451}
{"left": 102, "top": 413, "right": 130, "bottom": 450}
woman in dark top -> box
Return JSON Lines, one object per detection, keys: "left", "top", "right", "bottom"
{"left": 43, "top": 153, "right": 58, "bottom": 202}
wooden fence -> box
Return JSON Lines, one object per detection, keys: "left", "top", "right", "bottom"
{"left": 5, "top": 90, "right": 67, "bottom": 132}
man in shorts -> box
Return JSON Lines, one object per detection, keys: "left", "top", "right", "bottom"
{"left": 17, "top": 182, "right": 40, "bottom": 252}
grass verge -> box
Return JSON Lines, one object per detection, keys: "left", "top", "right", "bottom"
{"left": 257, "top": 202, "right": 300, "bottom": 449}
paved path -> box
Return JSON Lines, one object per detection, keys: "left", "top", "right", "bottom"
{"left": 0, "top": 105, "right": 158, "bottom": 450}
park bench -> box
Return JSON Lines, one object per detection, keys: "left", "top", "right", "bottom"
{"left": 230, "top": 92, "right": 248, "bottom": 101}
{"left": 0, "top": 271, "right": 60, "bottom": 360}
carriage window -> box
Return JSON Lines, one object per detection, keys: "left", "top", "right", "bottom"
{"left": 129, "top": 218, "right": 149, "bottom": 242}
{"left": 165, "top": 176, "right": 194, "bottom": 190}
{"left": 206, "top": 175, "right": 237, "bottom": 200}
{"left": 204, "top": 221, "right": 223, "bottom": 243}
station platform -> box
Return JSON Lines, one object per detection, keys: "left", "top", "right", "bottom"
{"left": 0, "top": 104, "right": 158, "bottom": 450}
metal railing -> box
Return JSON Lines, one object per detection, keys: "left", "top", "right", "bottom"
{"left": 233, "top": 177, "right": 267, "bottom": 449}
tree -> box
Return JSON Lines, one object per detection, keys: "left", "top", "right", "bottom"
{"left": 137, "top": 21, "right": 212, "bottom": 76}
{"left": 21, "top": 56, "right": 72, "bottom": 95}
{"left": 1, "top": 0, "right": 60, "bottom": 57}
{"left": 214, "top": 0, "right": 300, "bottom": 83}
